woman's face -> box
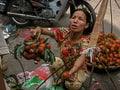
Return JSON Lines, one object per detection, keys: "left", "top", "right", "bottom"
{"left": 69, "top": 10, "right": 89, "bottom": 32}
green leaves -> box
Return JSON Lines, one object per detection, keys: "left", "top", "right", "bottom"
{"left": 44, "top": 48, "right": 55, "bottom": 64}
{"left": 44, "top": 48, "right": 50, "bottom": 61}
{"left": 49, "top": 49, "right": 55, "bottom": 64}
{"left": 14, "top": 36, "right": 55, "bottom": 65}
{"left": 44, "top": 38, "right": 50, "bottom": 45}
{"left": 14, "top": 44, "right": 25, "bottom": 60}
{"left": 24, "top": 41, "right": 34, "bottom": 45}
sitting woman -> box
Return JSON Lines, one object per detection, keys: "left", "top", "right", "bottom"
{"left": 31, "top": 8, "right": 93, "bottom": 90}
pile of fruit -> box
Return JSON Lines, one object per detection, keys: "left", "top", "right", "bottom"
{"left": 14, "top": 35, "right": 55, "bottom": 64}
{"left": 86, "top": 32, "right": 120, "bottom": 69}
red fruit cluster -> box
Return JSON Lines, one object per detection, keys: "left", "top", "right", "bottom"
{"left": 87, "top": 32, "right": 120, "bottom": 69}
{"left": 22, "top": 35, "right": 51, "bottom": 64}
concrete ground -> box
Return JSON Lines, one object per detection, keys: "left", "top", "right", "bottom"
{"left": 0, "top": 0, "right": 120, "bottom": 90}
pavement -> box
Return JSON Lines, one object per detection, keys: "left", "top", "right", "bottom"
{"left": 0, "top": 0, "right": 120, "bottom": 90}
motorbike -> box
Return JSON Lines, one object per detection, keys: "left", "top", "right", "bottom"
{"left": 0, "top": 0, "right": 96, "bottom": 27}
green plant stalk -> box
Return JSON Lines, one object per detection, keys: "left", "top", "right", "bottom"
{"left": 16, "top": 58, "right": 27, "bottom": 82}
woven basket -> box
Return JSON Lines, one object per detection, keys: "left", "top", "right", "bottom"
{"left": 87, "top": 63, "right": 120, "bottom": 73}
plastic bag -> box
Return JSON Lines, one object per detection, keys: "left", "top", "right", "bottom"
{"left": 23, "top": 64, "right": 53, "bottom": 90}
{"left": 17, "top": 71, "right": 30, "bottom": 84}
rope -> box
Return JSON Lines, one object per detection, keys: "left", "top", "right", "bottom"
{"left": 115, "top": 0, "right": 120, "bottom": 9}
{"left": 110, "top": 0, "right": 113, "bottom": 33}
{"left": 93, "top": 0, "right": 102, "bottom": 10}
{"left": 81, "top": 46, "right": 100, "bottom": 63}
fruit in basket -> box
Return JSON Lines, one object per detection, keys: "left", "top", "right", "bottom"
{"left": 14, "top": 35, "right": 55, "bottom": 64}
{"left": 97, "top": 64, "right": 104, "bottom": 69}
{"left": 90, "top": 32, "right": 120, "bottom": 69}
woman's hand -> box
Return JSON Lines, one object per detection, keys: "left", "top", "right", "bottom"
{"left": 69, "top": 72, "right": 78, "bottom": 81}
{"left": 62, "top": 71, "right": 77, "bottom": 82}
{"left": 68, "top": 54, "right": 86, "bottom": 81}
{"left": 31, "top": 26, "right": 42, "bottom": 40}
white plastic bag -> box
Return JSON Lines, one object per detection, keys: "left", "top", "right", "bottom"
{"left": 23, "top": 64, "right": 53, "bottom": 90}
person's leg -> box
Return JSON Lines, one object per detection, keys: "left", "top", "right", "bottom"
{"left": 0, "top": 56, "right": 11, "bottom": 90}
{"left": 0, "top": 63, "right": 6, "bottom": 90}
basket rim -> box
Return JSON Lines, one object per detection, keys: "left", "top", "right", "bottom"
{"left": 87, "top": 63, "right": 120, "bottom": 70}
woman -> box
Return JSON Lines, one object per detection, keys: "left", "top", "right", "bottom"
{"left": 31, "top": 8, "right": 92, "bottom": 90}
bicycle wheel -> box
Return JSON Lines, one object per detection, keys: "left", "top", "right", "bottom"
{"left": 7, "top": 0, "right": 33, "bottom": 27}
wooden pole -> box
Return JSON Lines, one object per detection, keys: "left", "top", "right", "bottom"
{"left": 88, "top": 0, "right": 109, "bottom": 48}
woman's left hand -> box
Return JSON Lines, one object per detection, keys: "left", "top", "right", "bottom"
{"left": 69, "top": 54, "right": 86, "bottom": 74}
{"left": 31, "top": 26, "right": 42, "bottom": 40}
{"left": 69, "top": 72, "right": 78, "bottom": 81}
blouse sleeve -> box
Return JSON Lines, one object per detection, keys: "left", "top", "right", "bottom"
{"left": 51, "top": 27, "right": 69, "bottom": 44}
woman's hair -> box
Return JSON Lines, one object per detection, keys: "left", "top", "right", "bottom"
{"left": 70, "top": 8, "right": 94, "bottom": 35}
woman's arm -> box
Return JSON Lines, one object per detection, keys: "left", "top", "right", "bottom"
{"left": 69, "top": 54, "right": 86, "bottom": 75}
{"left": 31, "top": 26, "right": 56, "bottom": 39}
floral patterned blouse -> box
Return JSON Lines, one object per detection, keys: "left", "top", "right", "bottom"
{"left": 51, "top": 27, "right": 90, "bottom": 71}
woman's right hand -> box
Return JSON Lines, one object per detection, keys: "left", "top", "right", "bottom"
{"left": 31, "top": 26, "right": 42, "bottom": 40}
